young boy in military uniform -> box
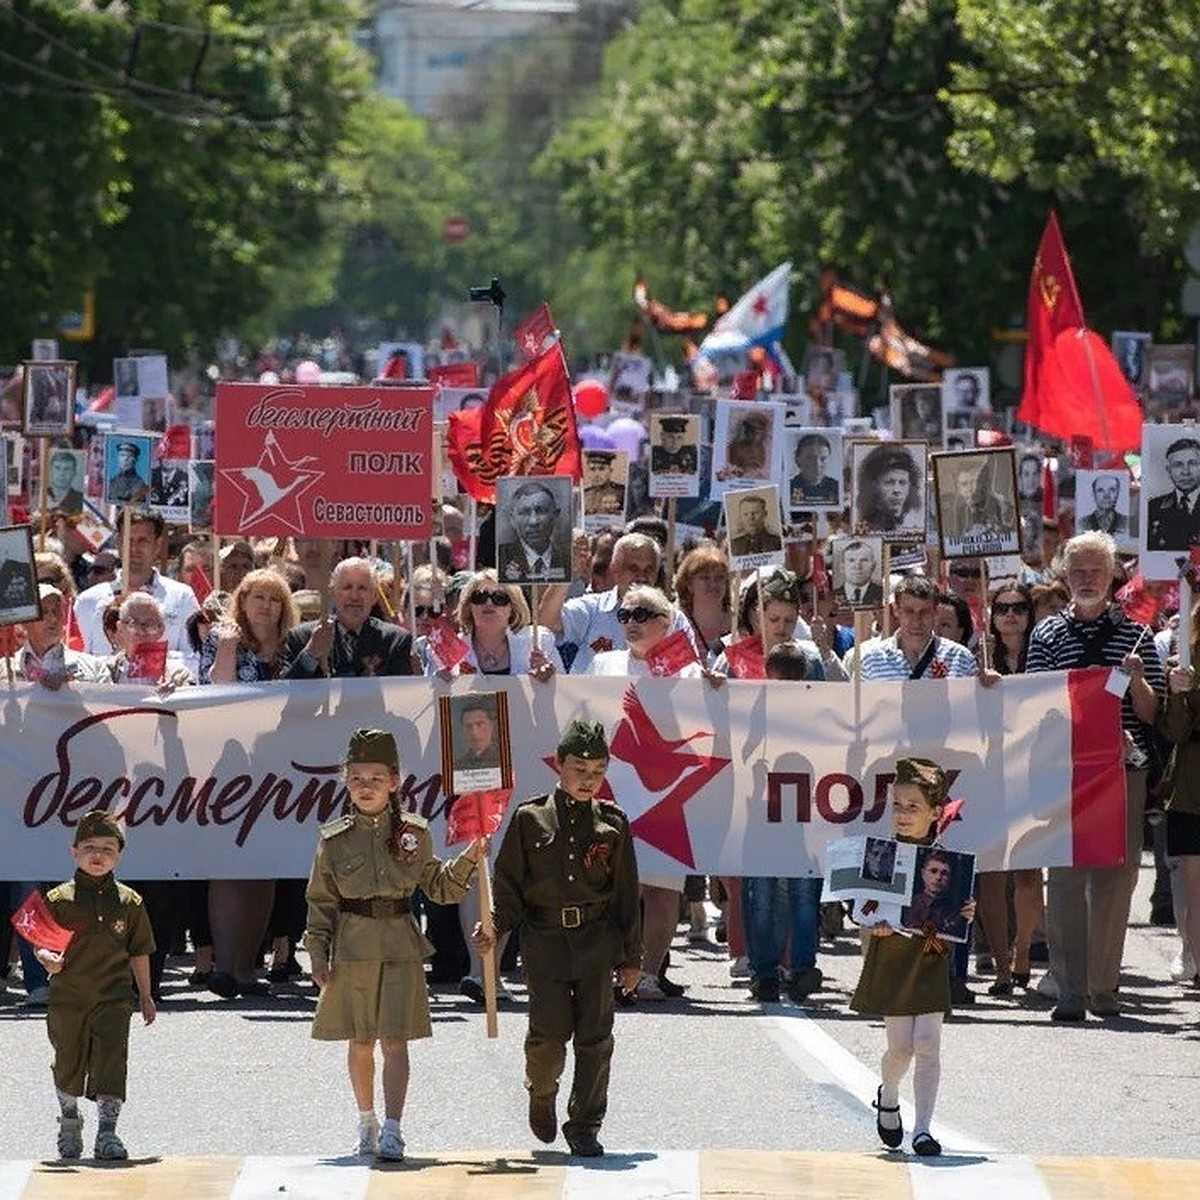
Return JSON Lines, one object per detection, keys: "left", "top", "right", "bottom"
{"left": 36, "top": 810, "right": 156, "bottom": 1161}
{"left": 474, "top": 719, "right": 642, "bottom": 1157}
{"left": 305, "top": 727, "right": 487, "bottom": 1162}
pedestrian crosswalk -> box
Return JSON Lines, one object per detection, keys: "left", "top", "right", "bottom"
{"left": 2, "top": 1151, "right": 1198, "bottom": 1199}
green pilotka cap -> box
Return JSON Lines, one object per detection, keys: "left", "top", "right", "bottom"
{"left": 344, "top": 728, "right": 399, "bottom": 772}
{"left": 74, "top": 810, "right": 125, "bottom": 848}
{"left": 557, "top": 719, "right": 609, "bottom": 760}
{"left": 895, "top": 757, "right": 948, "bottom": 803}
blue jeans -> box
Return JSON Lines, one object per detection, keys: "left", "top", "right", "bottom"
{"left": 9, "top": 882, "right": 49, "bottom": 993}
{"left": 742, "top": 877, "right": 822, "bottom": 981}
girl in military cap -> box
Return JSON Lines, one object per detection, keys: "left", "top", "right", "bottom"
{"left": 849, "top": 757, "right": 975, "bottom": 1158}
{"left": 304, "top": 727, "right": 487, "bottom": 1162}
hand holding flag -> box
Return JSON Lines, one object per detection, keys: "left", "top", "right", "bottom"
{"left": 11, "top": 890, "right": 73, "bottom": 956}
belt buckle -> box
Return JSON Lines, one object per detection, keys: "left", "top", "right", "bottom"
{"left": 561, "top": 905, "right": 582, "bottom": 929}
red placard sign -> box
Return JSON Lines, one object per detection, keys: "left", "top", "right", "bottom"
{"left": 214, "top": 382, "right": 433, "bottom": 539}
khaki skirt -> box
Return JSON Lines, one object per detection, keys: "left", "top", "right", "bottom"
{"left": 311, "top": 959, "right": 432, "bottom": 1042}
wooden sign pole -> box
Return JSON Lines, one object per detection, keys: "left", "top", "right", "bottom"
{"left": 477, "top": 848, "right": 499, "bottom": 1039}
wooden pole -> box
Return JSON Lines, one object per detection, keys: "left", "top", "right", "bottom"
{"left": 980, "top": 558, "right": 992, "bottom": 672}
{"left": 881, "top": 543, "right": 892, "bottom": 638}
{"left": 477, "top": 845, "right": 499, "bottom": 1039}
{"left": 665, "top": 497, "right": 677, "bottom": 592}
{"left": 756, "top": 571, "right": 769, "bottom": 659}
{"left": 120, "top": 507, "right": 133, "bottom": 596}
{"left": 1181, "top": 575, "right": 1193, "bottom": 673}
{"left": 37, "top": 440, "right": 49, "bottom": 551}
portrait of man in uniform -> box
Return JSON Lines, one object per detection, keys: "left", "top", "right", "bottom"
{"left": 1077, "top": 471, "right": 1130, "bottom": 537}
{"left": 104, "top": 437, "right": 151, "bottom": 505}
{"left": 725, "top": 488, "right": 784, "bottom": 560}
{"left": 23, "top": 361, "right": 75, "bottom": 437}
{"left": 150, "top": 459, "right": 190, "bottom": 510}
{"left": 453, "top": 698, "right": 502, "bottom": 771}
{"left": 650, "top": 416, "right": 697, "bottom": 476}
{"left": 582, "top": 451, "right": 627, "bottom": 519}
{"left": 45, "top": 448, "right": 85, "bottom": 515}
{"left": 1146, "top": 435, "right": 1200, "bottom": 551}
{"left": 0, "top": 523, "right": 40, "bottom": 625}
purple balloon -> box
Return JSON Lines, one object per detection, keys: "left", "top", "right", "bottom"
{"left": 578, "top": 424, "right": 617, "bottom": 450}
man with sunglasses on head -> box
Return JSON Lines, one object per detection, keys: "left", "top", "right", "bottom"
{"left": 538, "top": 531, "right": 696, "bottom": 674}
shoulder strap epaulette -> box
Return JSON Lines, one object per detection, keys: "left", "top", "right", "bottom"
{"left": 114, "top": 881, "right": 144, "bottom": 906}
{"left": 395, "top": 810, "right": 428, "bottom": 829}
{"left": 319, "top": 814, "right": 356, "bottom": 840}
{"left": 46, "top": 881, "right": 75, "bottom": 903}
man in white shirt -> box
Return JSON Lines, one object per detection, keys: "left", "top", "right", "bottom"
{"left": 72, "top": 508, "right": 200, "bottom": 670}
{"left": 7, "top": 584, "right": 110, "bottom": 686}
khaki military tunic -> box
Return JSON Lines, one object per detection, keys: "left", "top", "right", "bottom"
{"left": 44, "top": 870, "right": 156, "bottom": 1100}
{"left": 305, "top": 806, "right": 477, "bottom": 1041}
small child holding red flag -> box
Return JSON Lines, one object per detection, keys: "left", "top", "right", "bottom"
{"left": 304, "top": 727, "right": 487, "bottom": 1162}
{"left": 35, "top": 810, "right": 156, "bottom": 1161}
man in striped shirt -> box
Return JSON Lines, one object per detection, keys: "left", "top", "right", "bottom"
{"left": 850, "top": 573, "right": 978, "bottom": 680}
{"left": 1025, "top": 531, "right": 1164, "bottom": 1022}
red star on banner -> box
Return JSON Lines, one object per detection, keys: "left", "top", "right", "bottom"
{"left": 751, "top": 292, "right": 769, "bottom": 318}
{"left": 219, "top": 431, "right": 323, "bottom": 534}
{"left": 542, "top": 688, "right": 730, "bottom": 868}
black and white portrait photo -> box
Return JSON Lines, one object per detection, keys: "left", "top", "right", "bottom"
{"left": 0, "top": 524, "right": 40, "bottom": 626}
{"left": 802, "top": 345, "right": 845, "bottom": 396}
{"left": 1147, "top": 344, "right": 1194, "bottom": 411}
{"left": 786, "top": 427, "right": 843, "bottom": 514}
{"left": 150, "top": 457, "right": 192, "bottom": 524}
{"left": 495, "top": 475, "right": 573, "bottom": 584}
{"left": 941, "top": 367, "right": 990, "bottom": 416}
{"left": 1111, "top": 331, "right": 1152, "bottom": 392}
{"left": 43, "top": 447, "right": 85, "bottom": 515}
{"left": 189, "top": 461, "right": 215, "bottom": 531}
{"left": 648, "top": 413, "right": 700, "bottom": 498}
{"left": 891, "top": 384, "right": 943, "bottom": 444}
{"left": 932, "top": 447, "right": 1021, "bottom": 559}
{"left": 582, "top": 448, "right": 630, "bottom": 532}
{"left": 724, "top": 485, "right": 785, "bottom": 569}
{"left": 1075, "top": 469, "right": 1132, "bottom": 543}
{"left": 1140, "top": 424, "right": 1200, "bottom": 575}
{"left": 711, "top": 399, "right": 783, "bottom": 498}
{"left": 850, "top": 440, "right": 927, "bottom": 542}
{"left": 114, "top": 356, "right": 140, "bottom": 400}
{"left": 22, "top": 361, "right": 76, "bottom": 437}
{"left": 830, "top": 534, "right": 885, "bottom": 609}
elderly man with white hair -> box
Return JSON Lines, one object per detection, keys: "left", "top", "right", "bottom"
{"left": 281, "top": 556, "right": 414, "bottom": 678}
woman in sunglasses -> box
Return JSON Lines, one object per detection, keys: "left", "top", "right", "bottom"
{"left": 976, "top": 582, "right": 1044, "bottom": 996}
{"left": 427, "top": 569, "right": 561, "bottom": 680}
{"left": 586, "top": 585, "right": 705, "bottom": 1002}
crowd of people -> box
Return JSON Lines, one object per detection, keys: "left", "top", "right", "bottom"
{"left": 3, "top": 471, "right": 1198, "bottom": 1157}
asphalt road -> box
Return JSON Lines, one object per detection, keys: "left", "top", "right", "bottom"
{"left": 1, "top": 858, "right": 1198, "bottom": 1169}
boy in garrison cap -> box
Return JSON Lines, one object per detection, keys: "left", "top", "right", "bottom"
{"left": 305, "top": 727, "right": 487, "bottom": 1163}
{"left": 474, "top": 719, "right": 642, "bottom": 1158}
{"left": 36, "top": 810, "right": 156, "bottom": 1161}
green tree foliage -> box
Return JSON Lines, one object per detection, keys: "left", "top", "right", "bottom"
{"left": 0, "top": 1, "right": 371, "bottom": 370}
{"left": 540, "top": 0, "right": 1195, "bottom": 378}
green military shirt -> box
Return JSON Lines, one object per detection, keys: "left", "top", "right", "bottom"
{"left": 492, "top": 788, "right": 641, "bottom": 981}
{"left": 44, "top": 871, "right": 155, "bottom": 1006}
{"left": 305, "top": 807, "right": 477, "bottom": 973}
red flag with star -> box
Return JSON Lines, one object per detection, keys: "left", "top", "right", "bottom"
{"left": 513, "top": 303, "right": 558, "bottom": 360}
{"left": 11, "top": 889, "right": 73, "bottom": 955}
{"left": 445, "top": 789, "right": 512, "bottom": 847}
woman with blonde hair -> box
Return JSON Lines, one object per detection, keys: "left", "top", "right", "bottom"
{"left": 673, "top": 541, "right": 732, "bottom": 666}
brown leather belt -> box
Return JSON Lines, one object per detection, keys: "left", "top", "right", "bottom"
{"left": 338, "top": 896, "right": 411, "bottom": 918}
{"left": 529, "top": 902, "right": 607, "bottom": 929}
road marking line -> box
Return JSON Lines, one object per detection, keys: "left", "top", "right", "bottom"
{"left": 0, "top": 1162, "right": 31, "bottom": 1200}
{"left": 908, "top": 1155, "right": 1053, "bottom": 1200}
{"left": 766, "top": 1011, "right": 998, "bottom": 1154}
{"left": 229, "top": 1154, "right": 371, "bottom": 1200}
{"left": 563, "top": 1149, "right": 700, "bottom": 1198}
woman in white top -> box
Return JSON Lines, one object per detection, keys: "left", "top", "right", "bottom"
{"left": 587, "top": 585, "right": 702, "bottom": 1001}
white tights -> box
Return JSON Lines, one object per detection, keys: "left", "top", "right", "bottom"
{"left": 879, "top": 1012, "right": 943, "bottom": 1134}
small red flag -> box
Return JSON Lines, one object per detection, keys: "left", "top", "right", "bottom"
{"left": 1115, "top": 574, "right": 1159, "bottom": 625}
{"left": 11, "top": 889, "right": 73, "bottom": 955}
{"left": 445, "top": 789, "right": 512, "bottom": 847}
{"left": 513, "top": 303, "right": 557, "bottom": 360}
{"left": 186, "top": 562, "right": 213, "bottom": 605}
{"left": 730, "top": 370, "right": 760, "bottom": 400}
{"left": 425, "top": 614, "right": 471, "bottom": 671}
{"left": 723, "top": 636, "right": 766, "bottom": 679}
{"left": 429, "top": 362, "right": 480, "bottom": 388}
{"left": 157, "top": 425, "right": 192, "bottom": 461}
{"left": 643, "top": 629, "right": 700, "bottom": 677}
{"left": 127, "top": 639, "right": 168, "bottom": 682}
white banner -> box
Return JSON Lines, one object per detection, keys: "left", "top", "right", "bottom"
{"left": 0, "top": 672, "right": 1124, "bottom": 879}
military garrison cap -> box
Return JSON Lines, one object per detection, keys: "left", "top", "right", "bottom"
{"left": 344, "top": 728, "right": 399, "bottom": 772}
{"left": 115, "top": 441, "right": 141, "bottom": 457}
{"left": 895, "top": 757, "right": 948, "bottom": 803}
{"left": 585, "top": 450, "right": 616, "bottom": 464}
{"left": 74, "top": 809, "right": 126, "bottom": 848}
{"left": 557, "top": 719, "right": 609, "bottom": 760}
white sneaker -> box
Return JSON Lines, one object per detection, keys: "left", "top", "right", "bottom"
{"left": 1170, "top": 948, "right": 1197, "bottom": 982}
{"left": 1035, "top": 971, "right": 1060, "bottom": 1000}
{"left": 634, "top": 974, "right": 666, "bottom": 1001}
{"left": 377, "top": 1124, "right": 405, "bottom": 1161}
{"left": 356, "top": 1115, "right": 379, "bottom": 1157}
{"left": 729, "top": 956, "right": 750, "bottom": 980}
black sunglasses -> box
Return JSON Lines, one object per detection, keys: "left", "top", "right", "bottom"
{"left": 617, "top": 605, "right": 665, "bottom": 624}
{"left": 413, "top": 604, "right": 441, "bottom": 620}
{"left": 993, "top": 600, "right": 1030, "bottom": 615}
{"left": 469, "top": 589, "right": 512, "bottom": 607}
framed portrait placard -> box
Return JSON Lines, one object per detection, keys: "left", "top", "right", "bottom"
{"left": 438, "top": 691, "right": 513, "bottom": 798}
{"left": 849, "top": 439, "right": 928, "bottom": 544}
{"left": 830, "top": 534, "right": 885, "bottom": 610}
{"left": 890, "top": 383, "right": 943, "bottom": 445}
{"left": 1074, "top": 468, "right": 1136, "bottom": 552}
{"left": 723, "top": 484, "right": 785, "bottom": 571}
{"left": 494, "top": 474, "right": 574, "bottom": 584}
{"left": 22, "top": 360, "right": 77, "bottom": 438}
{"left": 932, "top": 447, "right": 1021, "bottom": 559}
{"left": 1139, "top": 423, "right": 1200, "bottom": 579}
{"left": 102, "top": 432, "right": 155, "bottom": 507}
{"left": 582, "top": 448, "right": 630, "bottom": 533}
{"left": 0, "top": 523, "right": 41, "bottom": 627}
{"left": 710, "top": 399, "right": 784, "bottom": 500}
{"left": 899, "top": 846, "right": 976, "bottom": 944}
{"left": 648, "top": 413, "right": 700, "bottom": 498}
{"left": 784, "top": 427, "right": 844, "bottom": 516}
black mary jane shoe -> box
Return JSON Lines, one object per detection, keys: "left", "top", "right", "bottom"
{"left": 1012, "top": 971, "right": 1031, "bottom": 988}
{"left": 912, "top": 1131, "right": 942, "bottom": 1157}
{"left": 873, "top": 1086, "right": 903, "bottom": 1149}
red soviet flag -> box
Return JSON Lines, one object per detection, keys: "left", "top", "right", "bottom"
{"left": 11, "top": 889, "right": 74, "bottom": 956}
{"left": 445, "top": 789, "right": 512, "bottom": 847}
{"left": 513, "top": 303, "right": 557, "bottom": 360}
{"left": 1018, "top": 211, "right": 1142, "bottom": 451}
